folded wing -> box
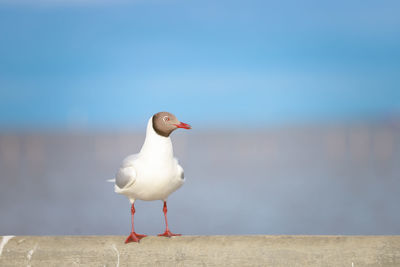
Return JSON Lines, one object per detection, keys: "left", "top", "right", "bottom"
{"left": 115, "top": 154, "right": 139, "bottom": 189}
{"left": 115, "top": 166, "right": 136, "bottom": 189}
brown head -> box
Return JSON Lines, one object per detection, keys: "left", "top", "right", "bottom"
{"left": 152, "top": 112, "right": 191, "bottom": 137}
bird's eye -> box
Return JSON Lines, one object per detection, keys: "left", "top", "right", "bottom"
{"left": 163, "top": 116, "right": 170, "bottom": 122}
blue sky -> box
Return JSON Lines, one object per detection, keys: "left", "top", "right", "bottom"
{"left": 1, "top": 0, "right": 400, "bottom": 129}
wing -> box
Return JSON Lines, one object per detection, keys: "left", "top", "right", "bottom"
{"left": 115, "top": 166, "right": 136, "bottom": 189}
{"left": 174, "top": 157, "right": 185, "bottom": 180}
{"left": 115, "top": 154, "right": 139, "bottom": 189}
{"left": 178, "top": 164, "right": 184, "bottom": 180}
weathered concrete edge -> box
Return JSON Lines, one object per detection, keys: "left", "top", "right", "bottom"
{"left": 1, "top": 235, "right": 400, "bottom": 266}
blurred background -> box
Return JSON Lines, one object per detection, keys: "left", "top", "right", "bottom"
{"left": 1, "top": 0, "right": 400, "bottom": 236}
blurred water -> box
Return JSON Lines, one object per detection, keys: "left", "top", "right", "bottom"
{"left": 0, "top": 121, "right": 399, "bottom": 236}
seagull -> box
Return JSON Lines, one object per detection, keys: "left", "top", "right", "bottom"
{"left": 113, "top": 112, "right": 191, "bottom": 243}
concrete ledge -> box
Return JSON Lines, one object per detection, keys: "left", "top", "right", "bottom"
{"left": 1, "top": 235, "right": 400, "bottom": 266}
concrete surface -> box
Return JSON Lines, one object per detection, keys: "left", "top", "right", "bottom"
{"left": 0, "top": 235, "right": 399, "bottom": 266}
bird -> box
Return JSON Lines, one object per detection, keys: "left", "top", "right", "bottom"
{"left": 112, "top": 111, "right": 191, "bottom": 243}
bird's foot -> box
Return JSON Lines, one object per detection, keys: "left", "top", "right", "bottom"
{"left": 125, "top": 232, "right": 147, "bottom": 243}
{"left": 158, "top": 230, "right": 181, "bottom": 237}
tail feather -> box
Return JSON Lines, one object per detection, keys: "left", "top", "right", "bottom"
{"left": 106, "top": 179, "right": 115, "bottom": 183}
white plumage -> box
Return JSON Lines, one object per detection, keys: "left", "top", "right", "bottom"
{"left": 111, "top": 112, "right": 190, "bottom": 243}
{"left": 114, "top": 117, "right": 185, "bottom": 203}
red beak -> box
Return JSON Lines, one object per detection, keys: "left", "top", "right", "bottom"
{"left": 175, "top": 122, "right": 191, "bottom": 129}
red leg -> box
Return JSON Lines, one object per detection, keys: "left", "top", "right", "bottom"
{"left": 125, "top": 203, "right": 147, "bottom": 243}
{"left": 158, "top": 201, "right": 181, "bottom": 237}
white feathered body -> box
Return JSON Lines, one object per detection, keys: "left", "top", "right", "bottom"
{"left": 114, "top": 117, "right": 184, "bottom": 202}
